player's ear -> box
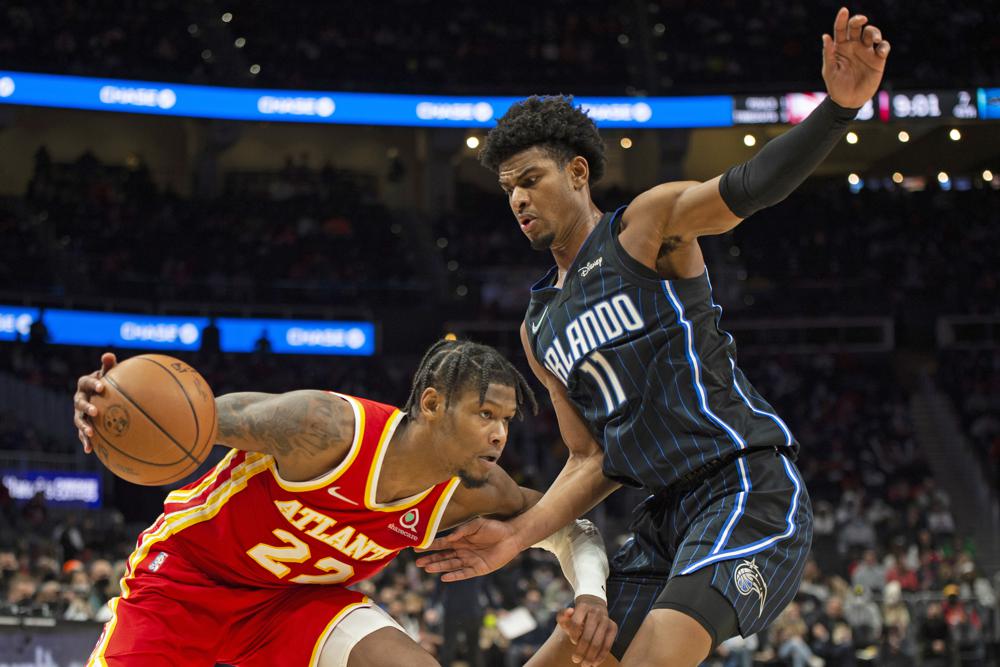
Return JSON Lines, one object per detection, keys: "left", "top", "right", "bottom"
{"left": 419, "top": 387, "right": 443, "bottom": 420}
{"left": 567, "top": 156, "right": 589, "bottom": 190}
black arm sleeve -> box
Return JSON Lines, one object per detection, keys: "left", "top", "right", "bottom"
{"left": 719, "top": 97, "right": 859, "bottom": 218}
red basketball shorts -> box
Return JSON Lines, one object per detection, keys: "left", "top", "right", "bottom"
{"left": 86, "top": 548, "right": 375, "bottom": 667}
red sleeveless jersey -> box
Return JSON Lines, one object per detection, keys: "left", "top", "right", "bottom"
{"left": 125, "top": 394, "right": 461, "bottom": 589}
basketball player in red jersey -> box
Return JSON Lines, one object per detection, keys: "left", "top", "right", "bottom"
{"left": 73, "top": 339, "right": 616, "bottom": 667}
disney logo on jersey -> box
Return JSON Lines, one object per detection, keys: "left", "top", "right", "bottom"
{"left": 541, "top": 294, "right": 643, "bottom": 385}
{"left": 577, "top": 257, "right": 603, "bottom": 277}
{"left": 388, "top": 509, "right": 421, "bottom": 541}
{"left": 734, "top": 559, "right": 768, "bottom": 618}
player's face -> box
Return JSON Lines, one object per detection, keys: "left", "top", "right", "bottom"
{"left": 498, "top": 147, "right": 584, "bottom": 251}
{"left": 443, "top": 383, "right": 517, "bottom": 488}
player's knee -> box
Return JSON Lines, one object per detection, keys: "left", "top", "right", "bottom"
{"left": 342, "top": 628, "right": 439, "bottom": 667}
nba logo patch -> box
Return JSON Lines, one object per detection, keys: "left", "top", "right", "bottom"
{"left": 148, "top": 551, "right": 168, "bottom": 572}
{"left": 734, "top": 559, "right": 768, "bottom": 618}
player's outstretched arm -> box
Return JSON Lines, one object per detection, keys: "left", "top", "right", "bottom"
{"left": 423, "top": 468, "right": 615, "bottom": 667}
{"left": 621, "top": 7, "right": 890, "bottom": 256}
{"left": 509, "top": 322, "right": 621, "bottom": 549}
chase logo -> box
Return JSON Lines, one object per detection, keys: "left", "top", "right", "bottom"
{"left": 286, "top": 326, "right": 367, "bottom": 350}
{"left": 0, "top": 312, "right": 33, "bottom": 337}
{"left": 0, "top": 77, "right": 14, "bottom": 98}
{"left": 734, "top": 559, "right": 768, "bottom": 618}
{"left": 416, "top": 101, "right": 493, "bottom": 123}
{"left": 257, "top": 96, "right": 335, "bottom": 117}
{"left": 580, "top": 102, "right": 652, "bottom": 123}
{"left": 119, "top": 321, "right": 200, "bottom": 345}
{"left": 99, "top": 85, "right": 176, "bottom": 110}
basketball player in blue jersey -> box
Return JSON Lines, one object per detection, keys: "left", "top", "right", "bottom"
{"left": 417, "top": 8, "right": 890, "bottom": 666}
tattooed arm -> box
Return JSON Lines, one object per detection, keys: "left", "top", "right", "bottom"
{"left": 216, "top": 390, "right": 356, "bottom": 481}
{"left": 72, "top": 354, "right": 354, "bottom": 480}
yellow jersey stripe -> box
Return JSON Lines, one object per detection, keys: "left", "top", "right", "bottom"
{"left": 120, "top": 453, "right": 271, "bottom": 603}
{"left": 363, "top": 410, "right": 435, "bottom": 511}
{"left": 165, "top": 448, "right": 240, "bottom": 504}
{"left": 89, "top": 453, "right": 270, "bottom": 664}
{"left": 418, "top": 478, "right": 462, "bottom": 550}
{"left": 86, "top": 596, "right": 120, "bottom": 666}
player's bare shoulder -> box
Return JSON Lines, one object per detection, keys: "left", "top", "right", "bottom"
{"left": 216, "top": 390, "right": 356, "bottom": 481}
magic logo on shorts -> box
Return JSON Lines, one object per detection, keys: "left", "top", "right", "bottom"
{"left": 734, "top": 559, "right": 768, "bottom": 618}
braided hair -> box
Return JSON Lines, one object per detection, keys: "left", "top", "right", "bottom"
{"left": 403, "top": 339, "right": 537, "bottom": 419}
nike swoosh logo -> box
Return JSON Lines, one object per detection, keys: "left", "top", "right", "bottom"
{"left": 530, "top": 306, "right": 549, "bottom": 334}
{"left": 327, "top": 486, "right": 358, "bottom": 505}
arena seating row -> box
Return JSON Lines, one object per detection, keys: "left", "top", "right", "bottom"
{"left": 16, "top": 150, "right": 425, "bottom": 307}
{"left": 2, "top": 1, "right": 996, "bottom": 92}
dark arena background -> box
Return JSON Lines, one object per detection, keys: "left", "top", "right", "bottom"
{"left": 1, "top": 1, "right": 998, "bottom": 665}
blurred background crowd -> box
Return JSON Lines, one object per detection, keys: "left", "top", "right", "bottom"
{"left": 1, "top": 0, "right": 998, "bottom": 665}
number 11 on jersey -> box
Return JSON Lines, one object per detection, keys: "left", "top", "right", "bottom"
{"left": 579, "top": 351, "right": 625, "bottom": 412}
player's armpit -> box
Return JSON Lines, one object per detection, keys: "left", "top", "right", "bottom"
{"left": 621, "top": 178, "right": 742, "bottom": 258}
{"left": 215, "top": 390, "right": 354, "bottom": 477}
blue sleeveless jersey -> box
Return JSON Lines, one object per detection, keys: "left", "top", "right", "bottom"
{"left": 525, "top": 208, "right": 797, "bottom": 491}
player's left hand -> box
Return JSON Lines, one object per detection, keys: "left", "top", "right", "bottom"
{"left": 557, "top": 596, "right": 617, "bottom": 667}
{"left": 821, "top": 7, "right": 890, "bottom": 109}
{"left": 414, "top": 517, "right": 522, "bottom": 581}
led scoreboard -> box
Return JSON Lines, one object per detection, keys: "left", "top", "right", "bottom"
{"left": 888, "top": 90, "right": 978, "bottom": 120}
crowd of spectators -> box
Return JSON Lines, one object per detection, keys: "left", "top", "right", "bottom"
{"left": 732, "top": 181, "right": 1000, "bottom": 318}
{"left": 15, "top": 148, "right": 425, "bottom": 308}
{"left": 735, "top": 352, "right": 997, "bottom": 664}
{"left": 2, "top": 1, "right": 997, "bottom": 93}
{"left": 937, "top": 350, "right": 1000, "bottom": 493}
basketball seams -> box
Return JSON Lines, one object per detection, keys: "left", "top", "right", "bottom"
{"left": 91, "top": 428, "right": 202, "bottom": 486}
{"left": 90, "top": 428, "right": 188, "bottom": 467}
{"left": 134, "top": 356, "right": 204, "bottom": 457}
{"left": 103, "top": 374, "right": 200, "bottom": 465}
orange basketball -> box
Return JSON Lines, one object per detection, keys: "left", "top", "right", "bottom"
{"left": 90, "top": 354, "right": 217, "bottom": 486}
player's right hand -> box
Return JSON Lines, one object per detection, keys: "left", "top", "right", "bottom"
{"left": 414, "top": 516, "right": 522, "bottom": 581}
{"left": 557, "top": 597, "right": 617, "bottom": 667}
{"left": 73, "top": 352, "right": 117, "bottom": 453}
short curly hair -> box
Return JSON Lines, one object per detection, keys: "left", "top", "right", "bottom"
{"left": 479, "top": 95, "right": 607, "bottom": 183}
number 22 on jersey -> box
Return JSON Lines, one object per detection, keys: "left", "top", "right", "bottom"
{"left": 247, "top": 529, "right": 354, "bottom": 584}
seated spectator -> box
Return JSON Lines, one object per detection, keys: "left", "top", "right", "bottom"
{"left": 771, "top": 601, "right": 824, "bottom": 667}
{"left": 919, "top": 601, "right": 954, "bottom": 667}
{"left": 810, "top": 594, "right": 855, "bottom": 667}
{"left": 851, "top": 548, "right": 887, "bottom": 595}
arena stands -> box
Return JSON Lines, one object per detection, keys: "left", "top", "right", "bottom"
{"left": 1, "top": 3, "right": 997, "bottom": 662}
{"left": 3, "top": 1, "right": 998, "bottom": 92}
